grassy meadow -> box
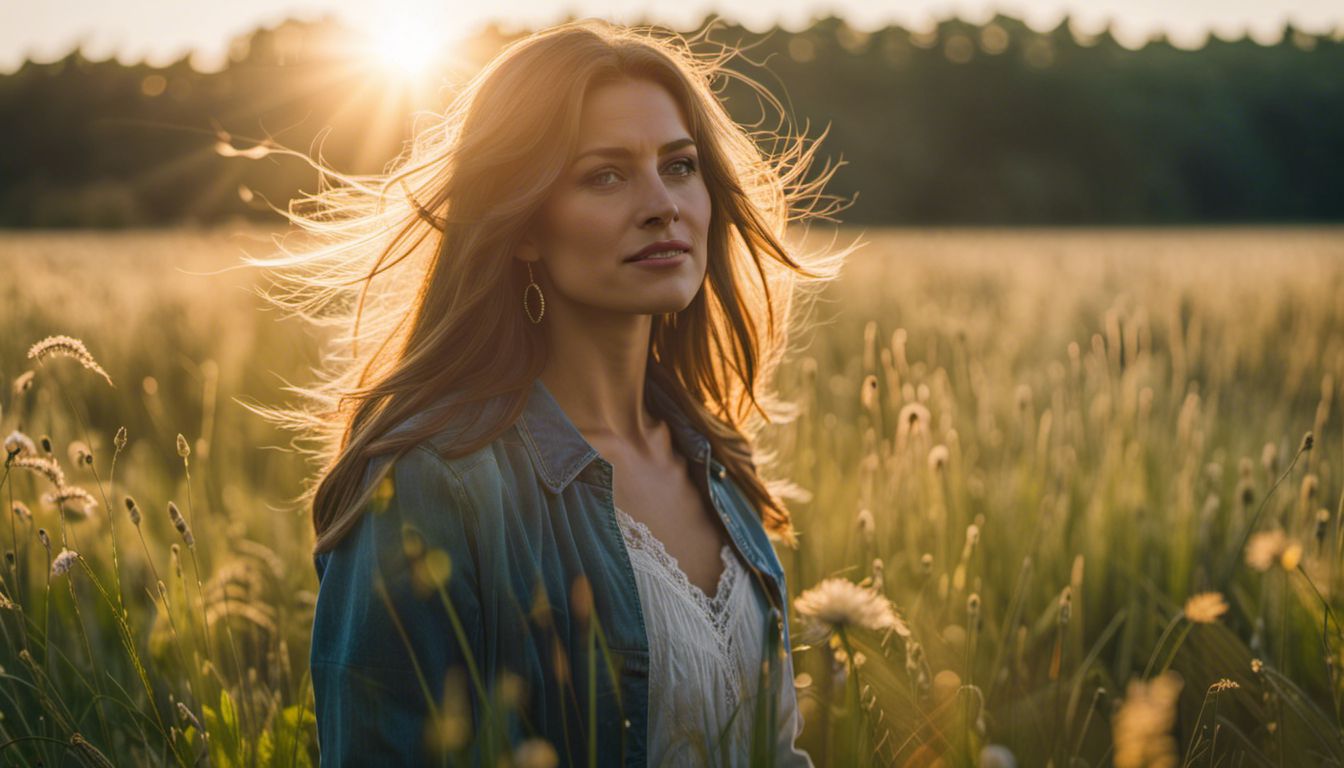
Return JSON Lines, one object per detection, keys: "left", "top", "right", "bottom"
{"left": 0, "top": 226, "right": 1341, "bottom": 766}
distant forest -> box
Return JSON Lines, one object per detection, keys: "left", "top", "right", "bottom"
{"left": 1, "top": 13, "right": 1341, "bottom": 227}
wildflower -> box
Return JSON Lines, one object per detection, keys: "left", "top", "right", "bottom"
{"left": 124, "top": 496, "right": 141, "bottom": 526}
{"left": 512, "top": 738, "right": 559, "bottom": 768}
{"left": 167, "top": 501, "right": 194, "bottom": 547}
{"left": 1112, "top": 670, "right": 1184, "bottom": 768}
{"left": 4, "top": 430, "right": 36, "bottom": 458}
{"left": 11, "top": 456, "right": 65, "bottom": 486}
{"left": 51, "top": 548, "right": 79, "bottom": 577}
{"left": 794, "top": 577, "right": 910, "bottom": 636}
{"left": 1300, "top": 431, "right": 1314, "bottom": 453}
{"left": 26, "top": 335, "right": 114, "bottom": 387}
{"left": 37, "top": 528, "right": 51, "bottom": 555}
{"left": 928, "top": 444, "right": 949, "bottom": 472}
{"left": 114, "top": 427, "right": 127, "bottom": 452}
{"left": 1245, "top": 529, "right": 1288, "bottom": 572}
{"left": 967, "top": 593, "right": 981, "bottom": 627}
{"left": 1250, "top": 659, "right": 1263, "bottom": 673}
{"left": 1280, "top": 544, "right": 1303, "bottom": 571}
{"left": 12, "top": 501, "right": 31, "bottom": 522}
{"left": 176, "top": 433, "right": 191, "bottom": 459}
{"left": 1182, "top": 592, "right": 1229, "bottom": 624}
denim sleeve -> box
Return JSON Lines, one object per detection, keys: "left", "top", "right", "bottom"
{"left": 310, "top": 446, "right": 486, "bottom": 766}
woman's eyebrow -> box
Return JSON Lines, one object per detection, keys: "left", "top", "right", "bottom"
{"left": 575, "top": 137, "right": 696, "bottom": 161}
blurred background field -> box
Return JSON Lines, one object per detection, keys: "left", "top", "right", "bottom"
{"left": 1, "top": 225, "right": 1341, "bottom": 765}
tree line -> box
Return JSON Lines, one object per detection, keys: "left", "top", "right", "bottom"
{"left": 1, "top": 12, "right": 1340, "bottom": 227}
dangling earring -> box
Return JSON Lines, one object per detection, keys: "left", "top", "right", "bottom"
{"left": 523, "top": 262, "right": 545, "bottom": 324}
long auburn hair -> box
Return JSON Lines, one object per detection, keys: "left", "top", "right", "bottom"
{"left": 245, "top": 18, "right": 857, "bottom": 555}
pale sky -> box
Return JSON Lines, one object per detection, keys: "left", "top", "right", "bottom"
{"left": 3, "top": 0, "right": 1340, "bottom": 73}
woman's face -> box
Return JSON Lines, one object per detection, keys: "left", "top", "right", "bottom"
{"left": 519, "top": 77, "right": 711, "bottom": 317}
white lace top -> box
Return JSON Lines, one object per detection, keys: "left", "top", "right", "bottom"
{"left": 614, "top": 506, "right": 813, "bottom": 767}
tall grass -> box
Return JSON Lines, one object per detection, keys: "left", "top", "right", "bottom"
{"left": 0, "top": 226, "right": 1340, "bottom": 766}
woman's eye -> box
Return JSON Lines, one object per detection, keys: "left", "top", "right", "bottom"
{"left": 668, "top": 157, "right": 697, "bottom": 175}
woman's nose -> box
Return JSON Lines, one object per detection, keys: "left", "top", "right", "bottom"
{"left": 639, "top": 175, "right": 680, "bottom": 226}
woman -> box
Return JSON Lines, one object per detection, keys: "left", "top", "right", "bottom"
{"left": 253, "top": 17, "right": 853, "bottom": 766}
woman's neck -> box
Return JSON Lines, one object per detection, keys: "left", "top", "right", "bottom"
{"left": 538, "top": 304, "right": 659, "bottom": 448}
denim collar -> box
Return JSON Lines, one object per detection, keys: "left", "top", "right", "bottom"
{"left": 517, "top": 375, "right": 712, "bottom": 494}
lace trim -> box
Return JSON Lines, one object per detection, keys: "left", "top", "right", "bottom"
{"left": 614, "top": 506, "right": 746, "bottom": 714}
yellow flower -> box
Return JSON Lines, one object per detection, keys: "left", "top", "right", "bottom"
{"left": 1280, "top": 544, "right": 1303, "bottom": 571}
{"left": 794, "top": 577, "right": 910, "bottom": 637}
{"left": 1182, "top": 592, "right": 1228, "bottom": 624}
{"left": 1112, "top": 671, "right": 1184, "bottom": 768}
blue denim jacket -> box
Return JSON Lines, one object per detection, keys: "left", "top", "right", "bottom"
{"left": 310, "top": 376, "right": 812, "bottom": 766}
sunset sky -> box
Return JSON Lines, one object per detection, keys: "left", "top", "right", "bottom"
{"left": 5, "top": 0, "right": 1341, "bottom": 73}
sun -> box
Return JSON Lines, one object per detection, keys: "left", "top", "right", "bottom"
{"left": 365, "top": 13, "right": 446, "bottom": 79}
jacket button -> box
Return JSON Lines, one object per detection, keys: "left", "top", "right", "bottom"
{"left": 624, "top": 719, "right": 631, "bottom": 729}
{"left": 714, "top": 465, "right": 726, "bottom": 479}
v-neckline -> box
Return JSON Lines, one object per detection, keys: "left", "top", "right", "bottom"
{"left": 613, "top": 506, "right": 738, "bottom": 607}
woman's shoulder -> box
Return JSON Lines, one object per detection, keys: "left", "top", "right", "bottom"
{"left": 383, "top": 389, "right": 522, "bottom": 474}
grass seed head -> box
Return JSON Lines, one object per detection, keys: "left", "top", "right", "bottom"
{"left": 37, "top": 528, "right": 51, "bottom": 555}
{"left": 928, "top": 444, "right": 949, "bottom": 472}
{"left": 167, "top": 501, "right": 194, "bottom": 547}
{"left": 4, "top": 430, "right": 36, "bottom": 458}
{"left": 1261, "top": 442, "right": 1279, "bottom": 474}
{"left": 11, "top": 371, "right": 35, "bottom": 396}
{"left": 12, "top": 456, "right": 65, "bottom": 486}
{"left": 114, "top": 426, "right": 127, "bottom": 452}
{"left": 26, "top": 335, "right": 114, "bottom": 387}
{"left": 176, "top": 433, "right": 191, "bottom": 459}
{"left": 124, "top": 496, "right": 141, "bottom": 526}
{"left": 68, "top": 441, "right": 91, "bottom": 467}
{"left": 51, "top": 548, "right": 79, "bottom": 577}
